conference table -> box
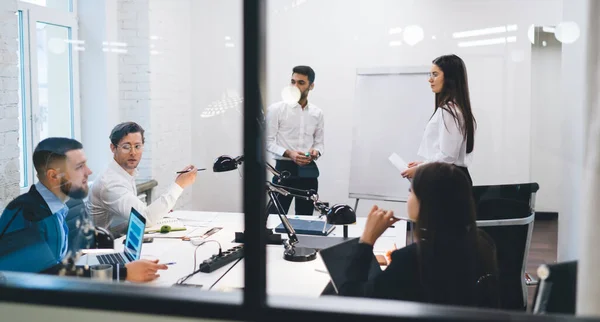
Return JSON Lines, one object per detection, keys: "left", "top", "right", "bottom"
{"left": 109, "top": 211, "right": 407, "bottom": 297}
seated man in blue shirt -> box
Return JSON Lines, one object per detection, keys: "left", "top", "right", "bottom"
{"left": 0, "top": 137, "right": 167, "bottom": 282}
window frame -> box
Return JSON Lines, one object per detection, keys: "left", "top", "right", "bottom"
{"left": 19, "top": 0, "right": 74, "bottom": 12}
{"left": 17, "top": 0, "right": 80, "bottom": 193}
{"left": 1, "top": 1, "right": 586, "bottom": 322}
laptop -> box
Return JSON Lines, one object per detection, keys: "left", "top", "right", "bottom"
{"left": 319, "top": 237, "right": 382, "bottom": 293}
{"left": 79, "top": 207, "right": 146, "bottom": 266}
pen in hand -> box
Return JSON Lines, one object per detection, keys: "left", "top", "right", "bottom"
{"left": 392, "top": 215, "right": 412, "bottom": 222}
{"left": 176, "top": 168, "right": 206, "bottom": 174}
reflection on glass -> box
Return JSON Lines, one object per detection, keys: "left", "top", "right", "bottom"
{"left": 457, "top": 36, "right": 517, "bottom": 48}
{"left": 20, "top": 0, "right": 71, "bottom": 11}
{"left": 280, "top": 86, "right": 300, "bottom": 105}
{"left": 555, "top": 21, "right": 580, "bottom": 44}
{"left": 402, "top": 25, "right": 424, "bottom": 46}
{"left": 200, "top": 90, "right": 244, "bottom": 118}
{"left": 17, "top": 12, "right": 27, "bottom": 188}
{"left": 453, "top": 25, "right": 518, "bottom": 39}
{"left": 36, "top": 22, "right": 73, "bottom": 140}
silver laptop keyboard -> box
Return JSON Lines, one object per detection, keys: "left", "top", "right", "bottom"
{"left": 97, "top": 253, "right": 126, "bottom": 265}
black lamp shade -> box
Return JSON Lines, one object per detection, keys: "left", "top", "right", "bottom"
{"left": 213, "top": 156, "right": 238, "bottom": 172}
{"left": 326, "top": 204, "right": 356, "bottom": 225}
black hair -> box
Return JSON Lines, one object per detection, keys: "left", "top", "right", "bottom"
{"left": 33, "top": 137, "right": 83, "bottom": 178}
{"left": 412, "top": 162, "right": 497, "bottom": 306}
{"left": 292, "top": 65, "right": 316, "bottom": 84}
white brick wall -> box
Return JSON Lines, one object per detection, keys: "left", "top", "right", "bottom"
{"left": 118, "top": 0, "right": 152, "bottom": 180}
{"left": 118, "top": 0, "right": 193, "bottom": 209}
{"left": 189, "top": 0, "right": 244, "bottom": 213}
{"left": 0, "top": 0, "right": 21, "bottom": 211}
{"left": 148, "top": 0, "right": 192, "bottom": 210}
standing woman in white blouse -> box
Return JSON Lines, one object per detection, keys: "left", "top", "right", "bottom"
{"left": 401, "top": 54, "right": 476, "bottom": 184}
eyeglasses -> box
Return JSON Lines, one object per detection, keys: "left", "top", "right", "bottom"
{"left": 428, "top": 73, "right": 440, "bottom": 79}
{"left": 117, "top": 144, "right": 144, "bottom": 153}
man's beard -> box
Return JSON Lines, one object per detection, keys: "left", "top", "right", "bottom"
{"left": 299, "top": 90, "right": 309, "bottom": 102}
{"left": 60, "top": 177, "right": 88, "bottom": 199}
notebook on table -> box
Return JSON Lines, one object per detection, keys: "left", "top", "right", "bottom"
{"left": 274, "top": 218, "right": 335, "bottom": 236}
{"left": 145, "top": 217, "right": 186, "bottom": 233}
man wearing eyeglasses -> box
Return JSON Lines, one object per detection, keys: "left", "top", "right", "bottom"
{"left": 86, "top": 122, "right": 198, "bottom": 237}
{"left": 0, "top": 137, "right": 167, "bottom": 282}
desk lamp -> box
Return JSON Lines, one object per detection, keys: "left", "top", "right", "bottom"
{"left": 213, "top": 155, "right": 290, "bottom": 245}
{"left": 264, "top": 182, "right": 356, "bottom": 260}
{"left": 213, "top": 155, "right": 357, "bottom": 254}
{"left": 265, "top": 181, "right": 318, "bottom": 262}
{"left": 213, "top": 155, "right": 289, "bottom": 183}
{"left": 314, "top": 202, "right": 356, "bottom": 239}
{"left": 266, "top": 182, "right": 357, "bottom": 238}
{"left": 213, "top": 155, "right": 244, "bottom": 173}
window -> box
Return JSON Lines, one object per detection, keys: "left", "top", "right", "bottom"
{"left": 1, "top": 0, "right": 596, "bottom": 321}
{"left": 17, "top": 0, "right": 79, "bottom": 190}
{"left": 19, "top": 0, "right": 72, "bottom": 12}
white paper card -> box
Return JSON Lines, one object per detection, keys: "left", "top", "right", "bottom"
{"left": 388, "top": 153, "right": 409, "bottom": 172}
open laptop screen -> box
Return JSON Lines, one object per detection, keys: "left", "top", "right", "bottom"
{"left": 123, "top": 208, "right": 146, "bottom": 262}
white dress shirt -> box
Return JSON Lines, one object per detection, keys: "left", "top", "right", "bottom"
{"left": 266, "top": 101, "right": 324, "bottom": 160}
{"left": 86, "top": 159, "right": 183, "bottom": 234}
{"left": 417, "top": 105, "right": 473, "bottom": 167}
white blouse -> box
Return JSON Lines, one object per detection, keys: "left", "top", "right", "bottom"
{"left": 417, "top": 106, "right": 472, "bottom": 167}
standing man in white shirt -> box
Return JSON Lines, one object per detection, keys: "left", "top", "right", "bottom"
{"left": 266, "top": 66, "right": 324, "bottom": 215}
{"left": 87, "top": 122, "right": 198, "bottom": 236}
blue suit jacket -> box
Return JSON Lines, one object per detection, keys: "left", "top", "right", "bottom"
{"left": 0, "top": 185, "right": 64, "bottom": 273}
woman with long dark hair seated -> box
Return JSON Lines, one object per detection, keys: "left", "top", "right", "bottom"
{"left": 338, "top": 162, "right": 499, "bottom": 308}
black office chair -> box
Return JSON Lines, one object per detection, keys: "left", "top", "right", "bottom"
{"left": 65, "top": 198, "right": 113, "bottom": 252}
{"left": 532, "top": 261, "right": 577, "bottom": 314}
{"left": 473, "top": 182, "right": 539, "bottom": 311}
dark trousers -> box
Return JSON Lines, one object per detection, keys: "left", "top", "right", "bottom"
{"left": 268, "top": 160, "right": 319, "bottom": 216}
{"left": 456, "top": 166, "right": 472, "bottom": 185}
